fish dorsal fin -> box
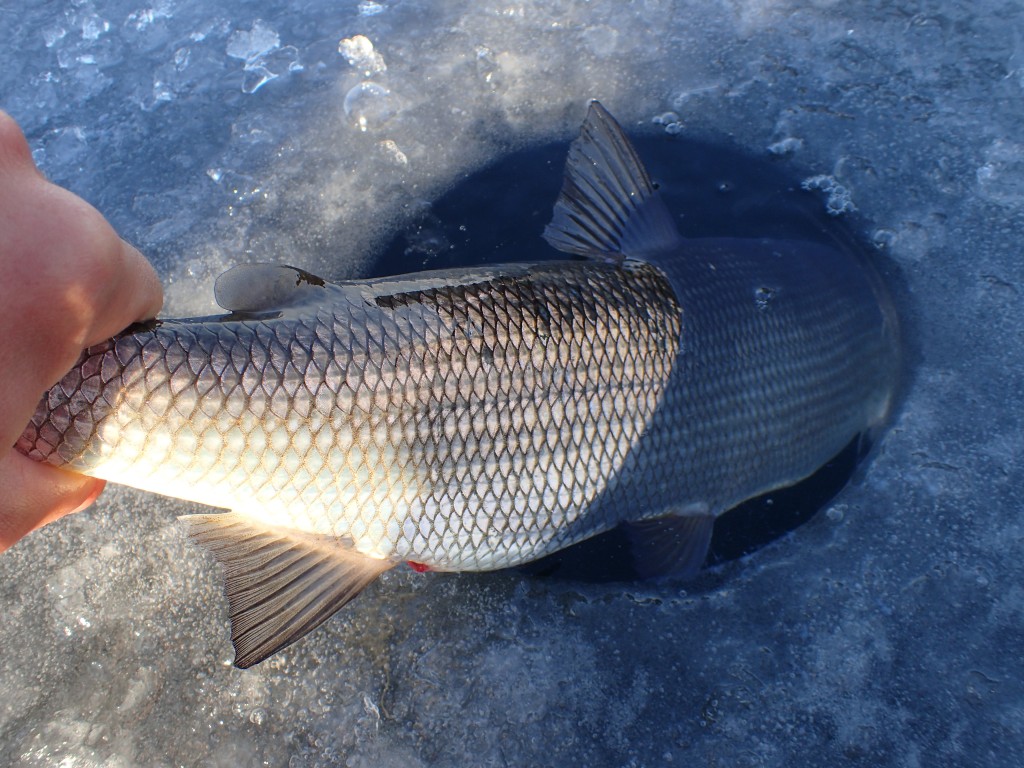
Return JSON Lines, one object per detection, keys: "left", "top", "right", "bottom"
{"left": 543, "top": 101, "right": 682, "bottom": 261}
{"left": 179, "top": 512, "right": 394, "bottom": 668}
{"left": 624, "top": 505, "right": 714, "bottom": 579}
{"left": 214, "top": 264, "right": 344, "bottom": 313}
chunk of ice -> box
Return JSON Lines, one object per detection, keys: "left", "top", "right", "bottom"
{"left": 241, "top": 65, "right": 277, "bottom": 94}
{"left": 358, "top": 1, "right": 386, "bottom": 16}
{"left": 126, "top": 1, "right": 173, "bottom": 31}
{"left": 651, "top": 111, "right": 684, "bottom": 135}
{"left": 801, "top": 174, "right": 857, "bottom": 215}
{"left": 81, "top": 14, "right": 110, "bottom": 41}
{"left": 378, "top": 139, "right": 408, "bottom": 166}
{"left": 42, "top": 25, "right": 66, "bottom": 48}
{"left": 768, "top": 137, "right": 804, "bottom": 156}
{"left": 977, "top": 139, "right": 1024, "bottom": 205}
{"left": 339, "top": 35, "right": 386, "bottom": 76}
{"left": 227, "top": 20, "right": 280, "bottom": 63}
{"left": 225, "top": 22, "right": 300, "bottom": 94}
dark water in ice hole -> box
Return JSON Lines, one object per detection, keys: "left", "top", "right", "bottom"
{"left": 369, "top": 129, "right": 891, "bottom": 583}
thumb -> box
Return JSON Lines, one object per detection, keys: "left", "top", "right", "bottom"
{"left": 0, "top": 451, "right": 104, "bottom": 552}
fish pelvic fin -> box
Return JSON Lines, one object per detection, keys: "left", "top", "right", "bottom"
{"left": 543, "top": 100, "right": 683, "bottom": 262}
{"left": 624, "top": 505, "right": 714, "bottom": 580}
{"left": 179, "top": 512, "right": 394, "bottom": 669}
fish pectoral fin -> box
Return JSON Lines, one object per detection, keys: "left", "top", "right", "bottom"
{"left": 214, "top": 263, "right": 353, "bottom": 313}
{"left": 543, "top": 100, "right": 683, "bottom": 261}
{"left": 624, "top": 506, "right": 714, "bottom": 580}
{"left": 179, "top": 512, "right": 394, "bottom": 669}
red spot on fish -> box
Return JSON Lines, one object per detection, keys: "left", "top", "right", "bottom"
{"left": 407, "top": 561, "right": 431, "bottom": 573}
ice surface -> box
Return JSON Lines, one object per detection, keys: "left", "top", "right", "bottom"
{"left": 2, "top": 0, "right": 1023, "bottom": 766}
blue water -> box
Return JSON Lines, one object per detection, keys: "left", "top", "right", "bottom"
{"left": 1, "top": 1, "right": 1021, "bottom": 766}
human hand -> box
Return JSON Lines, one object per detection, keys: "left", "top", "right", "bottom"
{"left": 0, "top": 111, "right": 163, "bottom": 552}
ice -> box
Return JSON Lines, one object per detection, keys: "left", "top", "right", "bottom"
{"left": 339, "top": 35, "right": 387, "bottom": 76}
{"left": 976, "top": 139, "right": 1024, "bottom": 205}
{"left": 1, "top": 0, "right": 1022, "bottom": 765}
{"left": 125, "top": 3, "right": 174, "bottom": 32}
{"left": 377, "top": 139, "right": 409, "bottom": 166}
{"left": 343, "top": 81, "right": 394, "bottom": 132}
{"left": 358, "top": 1, "right": 387, "bottom": 17}
{"left": 80, "top": 14, "right": 110, "bottom": 41}
{"left": 652, "top": 110, "right": 684, "bottom": 135}
{"left": 801, "top": 174, "right": 857, "bottom": 216}
{"left": 226, "top": 20, "right": 302, "bottom": 94}
{"left": 226, "top": 19, "right": 280, "bottom": 63}
{"left": 42, "top": 25, "right": 67, "bottom": 48}
{"left": 581, "top": 24, "right": 620, "bottom": 57}
{"left": 767, "top": 137, "right": 803, "bottom": 156}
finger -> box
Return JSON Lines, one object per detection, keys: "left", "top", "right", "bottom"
{"left": 0, "top": 451, "right": 105, "bottom": 553}
{"left": 0, "top": 110, "right": 41, "bottom": 175}
{"left": 83, "top": 236, "right": 163, "bottom": 347}
{"left": 0, "top": 180, "right": 163, "bottom": 428}
{"left": 119, "top": 238, "right": 164, "bottom": 321}
{"left": 15, "top": 183, "right": 164, "bottom": 352}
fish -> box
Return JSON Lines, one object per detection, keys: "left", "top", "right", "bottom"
{"left": 16, "top": 102, "right": 900, "bottom": 668}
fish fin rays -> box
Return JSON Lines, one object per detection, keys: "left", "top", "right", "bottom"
{"left": 214, "top": 264, "right": 354, "bottom": 313}
{"left": 543, "top": 100, "right": 683, "bottom": 261}
{"left": 179, "top": 512, "right": 394, "bottom": 668}
{"left": 624, "top": 507, "right": 714, "bottom": 580}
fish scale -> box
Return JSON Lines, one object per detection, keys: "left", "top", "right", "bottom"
{"left": 15, "top": 102, "right": 899, "bottom": 667}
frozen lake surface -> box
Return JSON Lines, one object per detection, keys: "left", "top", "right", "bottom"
{"left": 1, "top": 0, "right": 1021, "bottom": 765}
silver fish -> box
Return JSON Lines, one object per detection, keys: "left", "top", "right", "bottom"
{"left": 17, "top": 103, "right": 900, "bottom": 667}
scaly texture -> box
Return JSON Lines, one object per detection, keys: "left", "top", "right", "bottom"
{"left": 17, "top": 243, "right": 895, "bottom": 573}
{"left": 19, "top": 261, "right": 687, "bottom": 570}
